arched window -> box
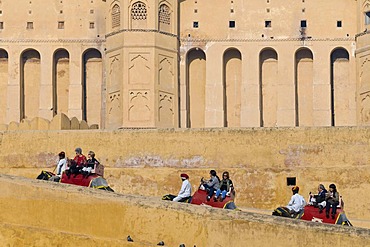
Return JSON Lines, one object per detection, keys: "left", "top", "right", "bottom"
{"left": 158, "top": 4, "right": 171, "bottom": 32}
{"left": 112, "top": 4, "right": 121, "bottom": 29}
{"left": 159, "top": 4, "right": 170, "bottom": 25}
{"left": 131, "top": 1, "right": 147, "bottom": 29}
{"left": 131, "top": 2, "right": 147, "bottom": 21}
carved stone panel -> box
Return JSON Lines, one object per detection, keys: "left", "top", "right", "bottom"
{"left": 159, "top": 91, "right": 174, "bottom": 126}
{"left": 129, "top": 54, "right": 150, "bottom": 84}
{"left": 108, "top": 54, "right": 121, "bottom": 92}
{"left": 108, "top": 91, "right": 122, "bottom": 127}
{"left": 360, "top": 58, "right": 370, "bottom": 89}
{"left": 361, "top": 92, "right": 370, "bottom": 125}
{"left": 129, "top": 90, "right": 151, "bottom": 121}
{"left": 159, "top": 56, "right": 174, "bottom": 88}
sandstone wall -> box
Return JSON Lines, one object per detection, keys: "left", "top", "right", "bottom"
{"left": 1, "top": 174, "right": 370, "bottom": 247}
{"left": 1, "top": 127, "right": 370, "bottom": 227}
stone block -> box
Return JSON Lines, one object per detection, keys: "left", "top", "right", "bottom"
{"left": 70, "top": 117, "right": 80, "bottom": 130}
{"left": 30, "top": 117, "right": 50, "bottom": 130}
{"left": 50, "top": 113, "right": 71, "bottom": 130}
{"left": 0, "top": 124, "right": 8, "bottom": 131}
{"left": 8, "top": 121, "right": 19, "bottom": 131}
{"left": 89, "top": 124, "right": 99, "bottom": 129}
{"left": 19, "top": 119, "right": 31, "bottom": 130}
{"left": 79, "top": 120, "right": 89, "bottom": 130}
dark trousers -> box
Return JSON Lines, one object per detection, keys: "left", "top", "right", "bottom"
{"left": 203, "top": 184, "right": 216, "bottom": 197}
{"left": 326, "top": 201, "right": 339, "bottom": 215}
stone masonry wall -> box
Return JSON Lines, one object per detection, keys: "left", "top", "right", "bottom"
{"left": 0, "top": 127, "right": 370, "bottom": 227}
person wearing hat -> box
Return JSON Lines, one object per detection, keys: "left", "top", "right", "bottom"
{"left": 286, "top": 186, "right": 306, "bottom": 214}
{"left": 173, "top": 173, "right": 192, "bottom": 202}
{"left": 56, "top": 151, "right": 67, "bottom": 177}
{"left": 325, "top": 183, "right": 340, "bottom": 219}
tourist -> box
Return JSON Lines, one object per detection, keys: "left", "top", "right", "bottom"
{"left": 325, "top": 183, "right": 340, "bottom": 219}
{"left": 286, "top": 186, "right": 306, "bottom": 214}
{"left": 48, "top": 151, "right": 67, "bottom": 182}
{"left": 201, "top": 170, "right": 220, "bottom": 201}
{"left": 66, "top": 147, "right": 87, "bottom": 177}
{"left": 73, "top": 147, "right": 87, "bottom": 166}
{"left": 214, "top": 171, "right": 234, "bottom": 202}
{"left": 173, "top": 173, "right": 192, "bottom": 202}
{"left": 315, "top": 184, "right": 327, "bottom": 213}
{"left": 82, "top": 151, "right": 99, "bottom": 177}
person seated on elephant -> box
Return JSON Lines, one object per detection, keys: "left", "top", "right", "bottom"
{"left": 214, "top": 171, "right": 234, "bottom": 202}
{"left": 66, "top": 148, "right": 86, "bottom": 178}
{"left": 286, "top": 186, "right": 306, "bottom": 215}
{"left": 314, "top": 184, "right": 327, "bottom": 213}
{"left": 73, "top": 147, "right": 87, "bottom": 167}
{"left": 173, "top": 173, "right": 192, "bottom": 202}
{"left": 201, "top": 170, "right": 220, "bottom": 201}
{"left": 81, "top": 151, "right": 99, "bottom": 177}
{"left": 325, "top": 183, "right": 340, "bottom": 219}
{"left": 48, "top": 151, "right": 67, "bottom": 182}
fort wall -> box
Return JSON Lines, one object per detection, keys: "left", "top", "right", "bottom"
{"left": 0, "top": 127, "right": 370, "bottom": 227}
{"left": 1, "top": 174, "right": 370, "bottom": 247}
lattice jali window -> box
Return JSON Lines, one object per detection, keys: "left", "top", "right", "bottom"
{"left": 131, "top": 2, "right": 147, "bottom": 21}
{"left": 112, "top": 4, "right": 120, "bottom": 28}
{"left": 159, "top": 4, "right": 170, "bottom": 25}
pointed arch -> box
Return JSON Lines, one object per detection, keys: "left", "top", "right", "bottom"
{"left": 295, "top": 48, "right": 313, "bottom": 126}
{"left": 53, "top": 49, "right": 70, "bottom": 117}
{"left": 112, "top": 3, "right": 121, "bottom": 29}
{"left": 223, "top": 48, "right": 242, "bottom": 127}
{"left": 20, "top": 49, "right": 41, "bottom": 121}
{"left": 158, "top": 3, "right": 171, "bottom": 33}
{"left": 0, "top": 49, "right": 8, "bottom": 124}
{"left": 82, "top": 48, "right": 102, "bottom": 125}
{"left": 330, "top": 47, "right": 350, "bottom": 126}
{"left": 186, "top": 48, "right": 206, "bottom": 128}
{"left": 259, "top": 48, "right": 278, "bottom": 127}
{"left": 131, "top": 1, "right": 147, "bottom": 29}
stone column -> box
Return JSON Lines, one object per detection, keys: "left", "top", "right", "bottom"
{"left": 38, "top": 46, "right": 53, "bottom": 120}
{"left": 205, "top": 44, "right": 223, "bottom": 127}
{"left": 313, "top": 42, "right": 331, "bottom": 126}
{"left": 6, "top": 46, "right": 21, "bottom": 123}
{"left": 277, "top": 42, "right": 295, "bottom": 127}
{"left": 241, "top": 44, "right": 261, "bottom": 127}
{"left": 68, "top": 45, "right": 83, "bottom": 120}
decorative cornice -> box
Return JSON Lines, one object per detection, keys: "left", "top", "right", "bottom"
{"left": 106, "top": 29, "right": 178, "bottom": 38}
{"left": 0, "top": 38, "right": 106, "bottom": 44}
{"left": 355, "top": 31, "right": 370, "bottom": 39}
{"left": 180, "top": 37, "right": 355, "bottom": 43}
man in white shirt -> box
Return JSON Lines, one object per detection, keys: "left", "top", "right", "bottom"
{"left": 49, "top": 151, "right": 67, "bottom": 182}
{"left": 173, "top": 173, "right": 192, "bottom": 202}
{"left": 286, "top": 186, "right": 306, "bottom": 214}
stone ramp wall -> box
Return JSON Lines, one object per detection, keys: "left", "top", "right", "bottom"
{"left": 0, "top": 113, "right": 99, "bottom": 131}
{"left": 0, "top": 174, "right": 370, "bottom": 247}
{"left": 0, "top": 223, "right": 147, "bottom": 247}
{"left": 1, "top": 128, "right": 370, "bottom": 227}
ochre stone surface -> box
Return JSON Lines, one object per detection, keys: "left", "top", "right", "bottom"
{"left": 1, "top": 174, "right": 370, "bottom": 247}
{"left": 1, "top": 128, "right": 370, "bottom": 228}
{"left": 0, "top": 0, "right": 369, "bottom": 129}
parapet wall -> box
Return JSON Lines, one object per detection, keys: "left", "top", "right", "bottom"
{"left": 1, "top": 174, "right": 370, "bottom": 247}
{"left": 1, "top": 127, "right": 370, "bottom": 227}
{"left": 0, "top": 113, "right": 99, "bottom": 131}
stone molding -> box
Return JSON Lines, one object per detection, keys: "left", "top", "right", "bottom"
{"left": 106, "top": 28, "right": 178, "bottom": 38}
{"left": 180, "top": 37, "right": 355, "bottom": 43}
{"left": 0, "top": 39, "right": 106, "bottom": 44}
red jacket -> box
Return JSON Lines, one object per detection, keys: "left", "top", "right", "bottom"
{"left": 73, "top": 154, "right": 87, "bottom": 167}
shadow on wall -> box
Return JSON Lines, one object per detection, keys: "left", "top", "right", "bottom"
{"left": 0, "top": 113, "right": 99, "bottom": 131}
